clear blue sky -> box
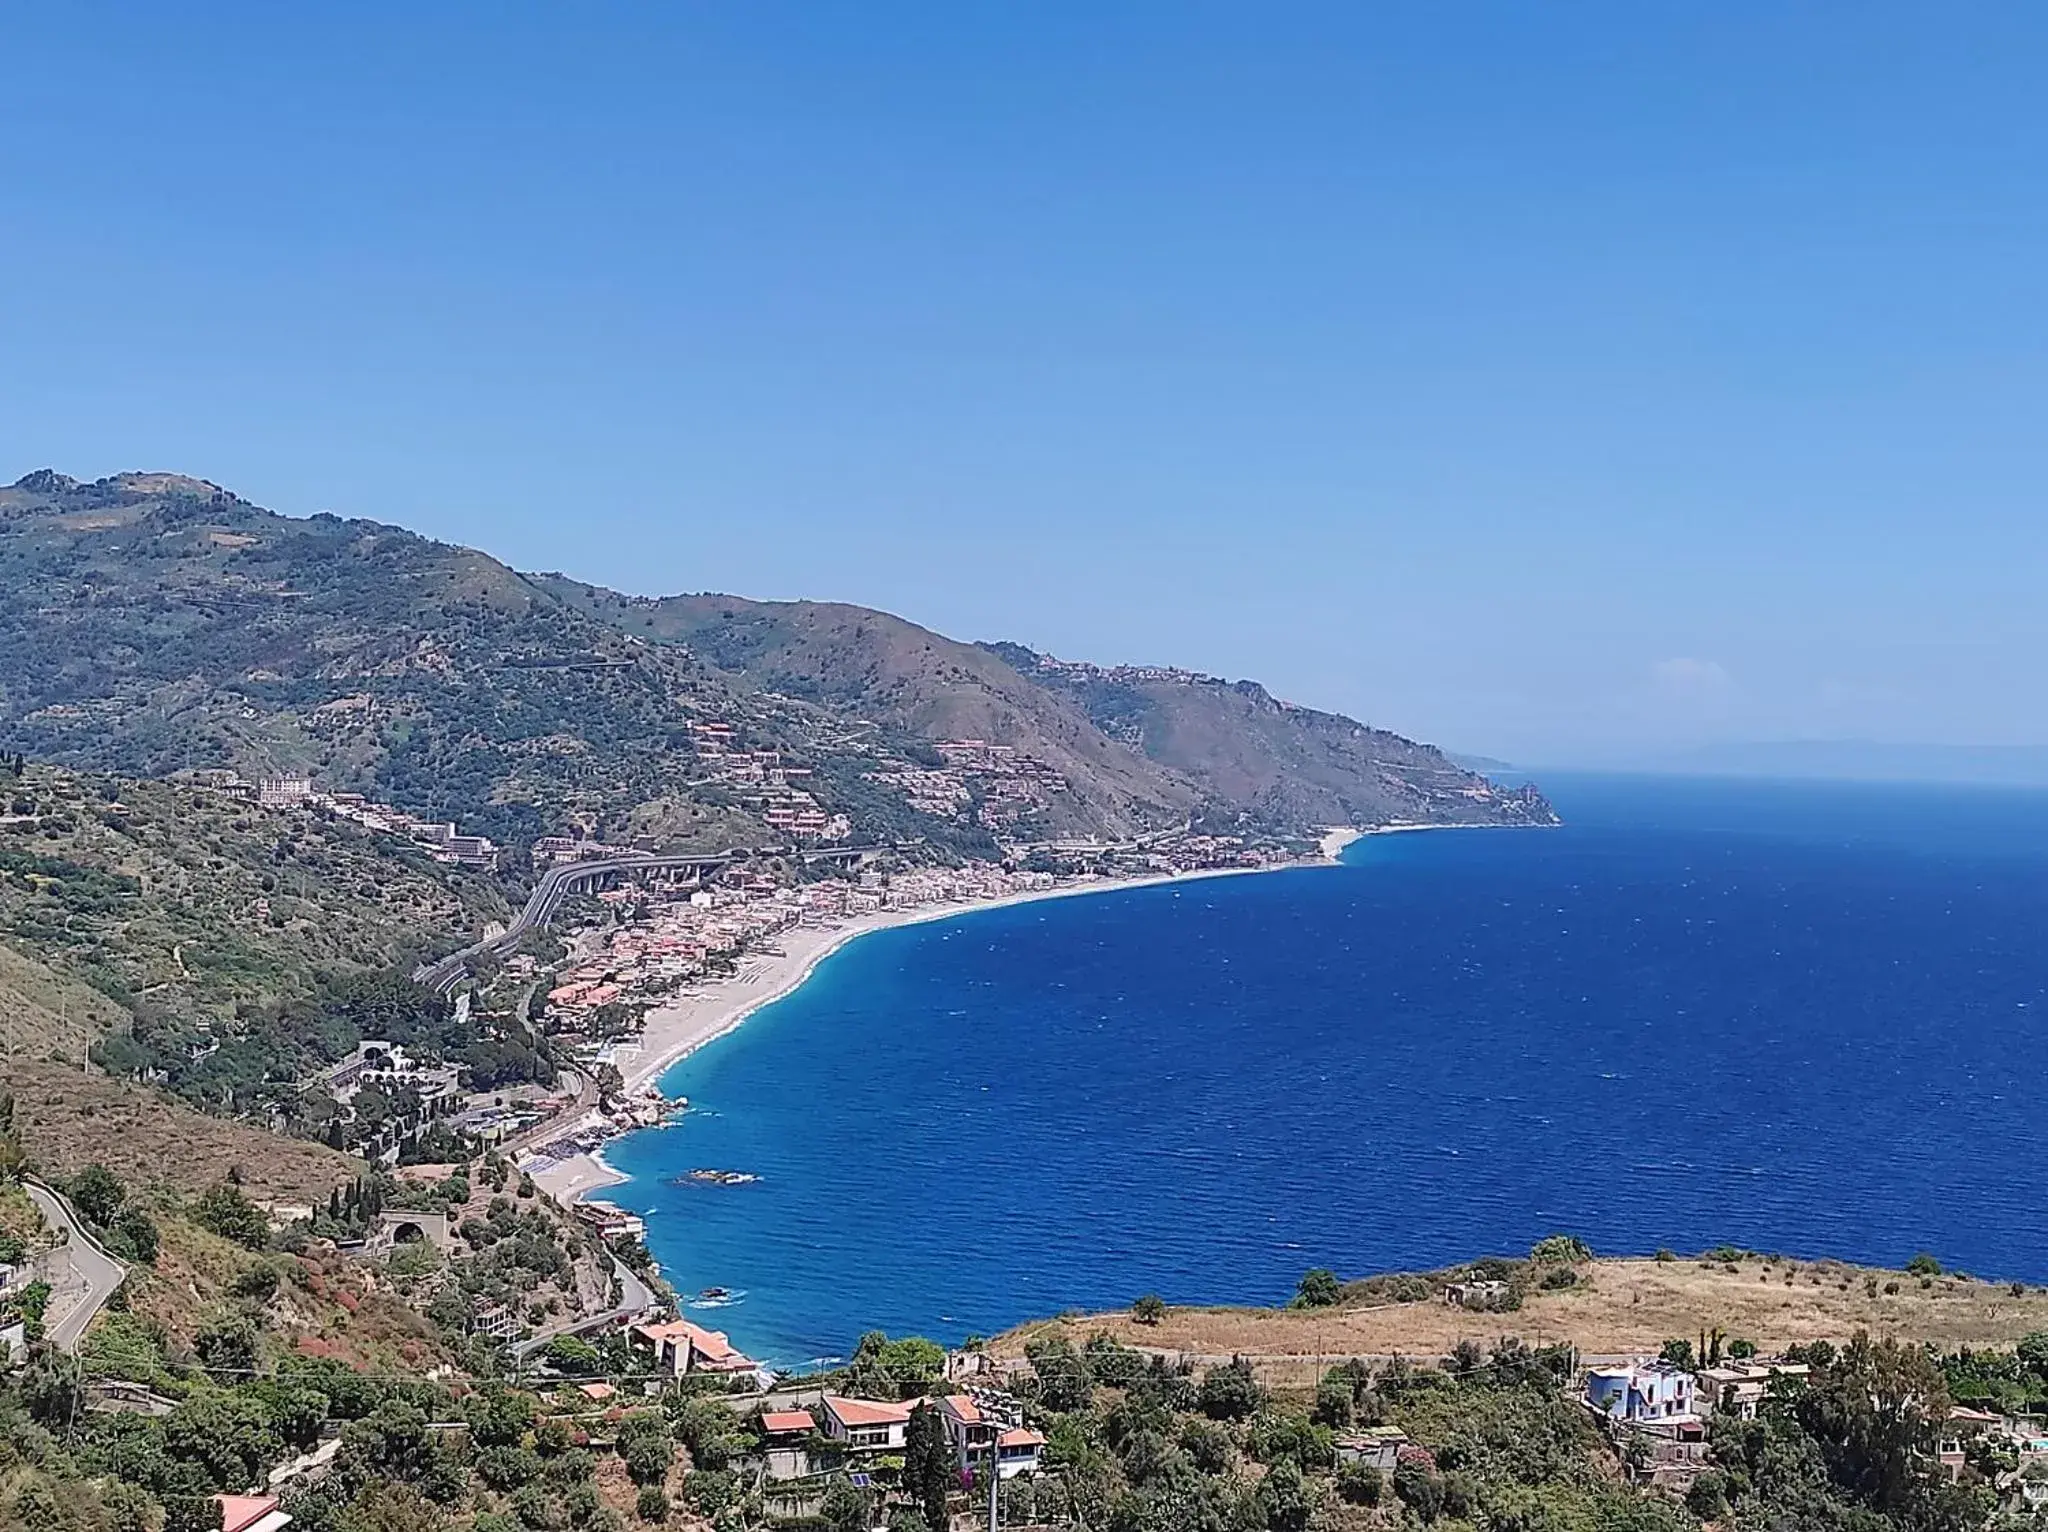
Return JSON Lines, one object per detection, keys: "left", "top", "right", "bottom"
{"left": 4, "top": 4, "right": 2043, "bottom": 763}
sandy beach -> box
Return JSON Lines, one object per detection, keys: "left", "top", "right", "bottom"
{"left": 613, "top": 863, "right": 1295, "bottom": 1095}
{"left": 533, "top": 834, "right": 1369, "bottom": 1203}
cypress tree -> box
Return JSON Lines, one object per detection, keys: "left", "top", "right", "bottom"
{"left": 904, "top": 1403, "right": 953, "bottom": 1532}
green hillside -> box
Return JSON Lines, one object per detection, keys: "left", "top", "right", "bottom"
{"left": 0, "top": 765, "right": 506, "bottom": 1025}
{"left": 1, "top": 470, "right": 1555, "bottom": 855}
{"left": 535, "top": 578, "right": 1201, "bottom": 839}
{"left": 538, "top": 582, "right": 1553, "bottom": 837}
{"left": 984, "top": 644, "right": 1561, "bottom": 831}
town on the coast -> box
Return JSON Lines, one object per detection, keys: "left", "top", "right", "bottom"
{"left": 0, "top": 469, "right": 2006, "bottom": 1532}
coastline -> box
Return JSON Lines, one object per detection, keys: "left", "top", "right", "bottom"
{"left": 613, "top": 863, "right": 1287, "bottom": 1098}
{"left": 529, "top": 819, "right": 1507, "bottom": 1207}
{"left": 531, "top": 838, "right": 1369, "bottom": 1205}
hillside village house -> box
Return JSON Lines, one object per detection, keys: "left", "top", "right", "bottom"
{"left": 1696, "top": 1359, "right": 1811, "bottom": 1417}
{"left": 820, "top": 1395, "right": 913, "bottom": 1453}
{"left": 935, "top": 1392, "right": 1046, "bottom": 1478}
{"left": 1584, "top": 1361, "right": 1708, "bottom": 1490}
{"left": 760, "top": 1409, "right": 818, "bottom": 1481}
{"left": 1584, "top": 1359, "right": 1696, "bottom": 1423}
{"left": 1336, "top": 1426, "right": 1409, "bottom": 1473}
{"left": 573, "top": 1199, "right": 646, "bottom": 1242}
{"left": 215, "top": 1494, "right": 292, "bottom": 1532}
{"left": 632, "top": 1318, "right": 758, "bottom": 1380}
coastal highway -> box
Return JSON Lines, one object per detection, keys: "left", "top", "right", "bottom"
{"left": 413, "top": 842, "right": 892, "bottom": 994}
{"left": 22, "top": 1177, "right": 126, "bottom": 1354}
{"left": 414, "top": 853, "right": 744, "bottom": 994}
{"left": 509, "top": 1254, "right": 657, "bottom": 1363}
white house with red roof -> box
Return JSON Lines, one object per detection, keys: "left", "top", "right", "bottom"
{"left": 760, "top": 1407, "right": 818, "bottom": 1480}
{"left": 631, "top": 1317, "right": 758, "bottom": 1379}
{"left": 935, "top": 1391, "right": 1045, "bottom": 1478}
{"left": 215, "top": 1494, "right": 293, "bottom": 1532}
{"left": 820, "top": 1394, "right": 914, "bottom": 1452}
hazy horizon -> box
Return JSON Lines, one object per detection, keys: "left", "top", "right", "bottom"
{"left": 6, "top": 5, "right": 2041, "bottom": 762}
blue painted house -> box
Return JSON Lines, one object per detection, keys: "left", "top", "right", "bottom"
{"left": 1585, "top": 1360, "right": 1696, "bottom": 1422}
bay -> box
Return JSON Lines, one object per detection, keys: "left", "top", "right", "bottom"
{"left": 602, "top": 774, "right": 2048, "bottom": 1369}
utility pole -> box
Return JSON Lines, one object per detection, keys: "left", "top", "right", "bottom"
{"left": 987, "top": 1431, "right": 1000, "bottom": 1531}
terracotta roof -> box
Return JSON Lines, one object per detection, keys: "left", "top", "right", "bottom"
{"left": 824, "top": 1395, "right": 914, "bottom": 1427}
{"left": 999, "top": 1428, "right": 1045, "bottom": 1448}
{"left": 677, "top": 1320, "right": 739, "bottom": 1361}
{"left": 635, "top": 1318, "right": 755, "bottom": 1370}
{"left": 761, "top": 1409, "right": 816, "bottom": 1434}
{"left": 941, "top": 1393, "right": 983, "bottom": 1424}
{"left": 577, "top": 1382, "right": 617, "bottom": 1401}
{"left": 633, "top": 1320, "right": 698, "bottom": 1344}
{"left": 216, "top": 1497, "right": 286, "bottom": 1532}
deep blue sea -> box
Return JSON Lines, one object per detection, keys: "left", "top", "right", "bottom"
{"left": 603, "top": 774, "right": 2048, "bottom": 1370}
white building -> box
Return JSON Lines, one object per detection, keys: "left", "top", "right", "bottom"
{"left": 819, "top": 1395, "right": 913, "bottom": 1453}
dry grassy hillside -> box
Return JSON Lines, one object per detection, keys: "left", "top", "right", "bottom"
{"left": 1008, "top": 1252, "right": 2048, "bottom": 1371}
{"left": 0, "top": 1056, "right": 354, "bottom": 1201}
{"left": 0, "top": 939, "right": 125, "bottom": 1062}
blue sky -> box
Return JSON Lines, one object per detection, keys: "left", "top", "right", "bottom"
{"left": 3, "top": 5, "right": 2042, "bottom": 763}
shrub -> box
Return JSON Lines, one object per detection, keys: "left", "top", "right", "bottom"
{"left": 561, "top": 1483, "right": 600, "bottom": 1527}
{"left": 1394, "top": 1461, "right": 1446, "bottom": 1523}
{"left": 68, "top": 1163, "right": 125, "bottom": 1227}
{"left": 193, "top": 1315, "right": 259, "bottom": 1377}
{"left": 194, "top": 1183, "right": 270, "bottom": 1249}
{"left": 1337, "top": 1462, "right": 1383, "bottom": 1505}
{"left": 1906, "top": 1252, "right": 1943, "bottom": 1278}
{"left": 111, "top": 1208, "right": 159, "bottom": 1264}
{"left": 1198, "top": 1359, "right": 1264, "bottom": 1421}
{"left": 1180, "top": 1417, "right": 1233, "bottom": 1474}
{"left": 477, "top": 1445, "right": 544, "bottom": 1490}
{"left": 1131, "top": 1293, "right": 1167, "bottom": 1325}
{"left": 231, "top": 1264, "right": 281, "bottom": 1302}
{"left": 635, "top": 1487, "right": 669, "bottom": 1524}
{"left": 1083, "top": 1334, "right": 1148, "bottom": 1388}
{"left": 1530, "top": 1234, "right": 1591, "bottom": 1265}
{"left": 622, "top": 1432, "right": 674, "bottom": 1487}
{"left": 683, "top": 1469, "right": 740, "bottom": 1516}
{"left": 1294, "top": 1268, "right": 1342, "bottom": 1308}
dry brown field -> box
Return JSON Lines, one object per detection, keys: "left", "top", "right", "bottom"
{"left": 1002, "top": 1254, "right": 2048, "bottom": 1383}
{"left": 2, "top": 1056, "right": 356, "bottom": 1201}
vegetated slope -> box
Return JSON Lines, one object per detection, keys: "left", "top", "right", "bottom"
{"left": 0, "top": 472, "right": 1067, "bottom": 853}
{"left": 0, "top": 939, "right": 127, "bottom": 1065}
{"left": 0, "top": 468, "right": 1552, "bottom": 847}
{"left": 535, "top": 578, "right": 1199, "bottom": 838}
{"left": 0, "top": 1057, "right": 353, "bottom": 1202}
{"left": 0, "top": 471, "right": 795, "bottom": 848}
{"left": 541, "top": 576, "right": 1554, "bottom": 835}
{"left": 986, "top": 642, "right": 1560, "bottom": 831}
{"left": 0, "top": 764, "right": 507, "bottom": 1037}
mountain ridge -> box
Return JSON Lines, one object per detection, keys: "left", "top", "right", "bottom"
{"left": 0, "top": 468, "right": 1555, "bottom": 852}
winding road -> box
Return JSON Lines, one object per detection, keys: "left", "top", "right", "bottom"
{"left": 509, "top": 1254, "right": 658, "bottom": 1362}
{"left": 22, "top": 1177, "right": 126, "bottom": 1353}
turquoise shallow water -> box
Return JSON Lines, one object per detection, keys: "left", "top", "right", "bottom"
{"left": 601, "top": 774, "right": 2048, "bottom": 1370}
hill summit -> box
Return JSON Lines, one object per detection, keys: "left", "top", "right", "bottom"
{"left": 0, "top": 469, "right": 1554, "bottom": 857}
